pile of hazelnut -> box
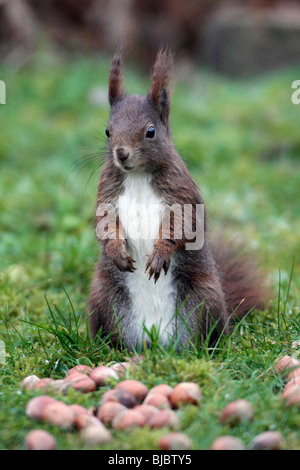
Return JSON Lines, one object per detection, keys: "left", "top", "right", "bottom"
{"left": 21, "top": 354, "right": 300, "bottom": 450}
{"left": 22, "top": 361, "right": 200, "bottom": 450}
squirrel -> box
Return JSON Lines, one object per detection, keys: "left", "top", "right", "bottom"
{"left": 88, "top": 49, "right": 268, "bottom": 350}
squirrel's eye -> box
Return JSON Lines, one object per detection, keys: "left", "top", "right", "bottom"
{"left": 105, "top": 127, "right": 110, "bottom": 138}
{"left": 146, "top": 126, "right": 155, "bottom": 139}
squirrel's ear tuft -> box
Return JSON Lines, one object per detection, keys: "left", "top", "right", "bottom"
{"left": 147, "top": 48, "right": 174, "bottom": 127}
{"left": 109, "top": 49, "right": 126, "bottom": 106}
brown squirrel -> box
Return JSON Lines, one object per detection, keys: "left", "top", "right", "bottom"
{"left": 88, "top": 49, "right": 268, "bottom": 350}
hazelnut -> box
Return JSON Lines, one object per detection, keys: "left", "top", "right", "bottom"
{"left": 68, "top": 376, "right": 97, "bottom": 394}
{"left": 33, "top": 378, "right": 55, "bottom": 391}
{"left": 89, "top": 366, "right": 119, "bottom": 386}
{"left": 148, "top": 409, "right": 180, "bottom": 430}
{"left": 64, "top": 371, "right": 88, "bottom": 382}
{"left": 25, "top": 396, "right": 58, "bottom": 420}
{"left": 148, "top": 384, "right": 173, "bottom": 399}
{"left": 282, "top": 385, "right": 300, "bottom": 408}
{"left": 284, "top": 375, "right": 300, "bottom": 391}
{"left": 287, "top": 365, "right": 300, "bottom": 382}
{"left": 112, "top": 409, "right": 147, "bottom": 430}
{"left": 220, "top": 399, "right": 254, "bottom": 426}
{"left": 211, "top": 436, "right": 245, "bottom": 450}
{"left": 75, "top": 414, "right": 103, "bottom": 431}
{"left": 170, "top": 382, "right": 202, "bottom": 408}
{"left": 69, "top": 404, "right": 90, "bottom": 417}
{"left": 158, "top": 432, "right": 193, "bottom": 450}
{"left": 97, "top": 401, "right": 127, "bottom": 425}
{"left": 100, "top": 389, "right": 137, "bottom": 408}
{"left": 134, "top": 404, "right": 159, "bottom": 422}
{"left": 65, "top": 364, "right": 93, "bottom": 377}
{"left": 281, "top": 382, "right": 300, "bottom": 400}
{"left": 110, "top": 362, "right": 131, "bottom": 375}
{"left": 20, "top": 375, "right": 40, "bottom": 390}
{"left": 143, "top": 393, "right": 171, "bottom": 409}
{"left": 274, "top": 356, "right": 299, "bottom": 376}
{"left": 25, "top": 430, "right": 57, "bottom": 450}
{"left": 50, "top": 379, "right": 72, "bottom": 395}
{"left": 116, "top": 380, "right": 148, "bottom": 402}
{"left": 80, "top": 424, "right": 112, "bottom": 446}
{"left": 42, "top": 401, "right": 76, "bottom": 429}
{"left": 249, "top": 431, "right": 284, "bottom": 450}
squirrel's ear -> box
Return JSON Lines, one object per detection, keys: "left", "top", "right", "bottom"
{"left": 147, "top": 48, "right": 174, "bottom": 128}
{"left": 109, "top": 50, "right": 126, "bottom": 106}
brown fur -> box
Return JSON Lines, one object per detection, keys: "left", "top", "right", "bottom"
{"left": 88, "top": 49, "right": 269, "bottom": 349}
{"left": 108, "top": 49, "right": 126, "bottom": 106}
{"left": 147, "top": 47, "right": 174, "bottom": 130}
{"left": 211, "top": 237, "right": 269, "bottom": 320}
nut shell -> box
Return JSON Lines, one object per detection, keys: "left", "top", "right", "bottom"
{"left": 170, "top": 382, "right": 202, "bottom": 408}
{"left": 143, "top": 393, "right": 171, "bottom": 409}
{"left": 110, "top": 362, "right": 131, "bottom": 375}
{"left": 149, "top": 384, "right": 173, "bottom": 399}
{"left": 97, "top": 401, "right": 127, "bottom": 425}
{"left": 211, "top": 436, "right": 245, "bottom": 450}
{"left": 25, "top": 396, "right": 58, "bottom": 420}
{"left": 100, "top": 389, "right": 137, "bottom": 408}
{"left": 33, "top": 378, "right": 55, "bottom": 391}
{"left": 220, "top": 399, "right": 254, "bottom": 426}
{"left": 158, "top": 432, "right": 193, "bottom": 450}
{"left": 25, "top": 430, "right": 57, "bottom": 450}
{"left": 50, "top": 379, "right": 72, "bottom": 395}
{"left": 69, "top": 404, "right": 90, "bottom": 417}
{"left": 64, "top": 371, "right": 86, "bottom": 382}
{"left": 287, "top": 365, "right": 300, "bottom": 382}
{"left": 134, "top": 404, "right": 159, "bottom": 422}
{"left": 42, "top": 401, "right": 76, "bottom": 428}
{"left": 80, "top": 424, "right": 112, "bottom": 446}
{"left": 112, "top": 409, "right": 147, "bottom": 430}
{"left": 68, "top": 376, "right": 97, "bottom": 394}
{"left": 282, "top": 385, "right": 300, "bottom": 408}
{"left": 274, "top": 355, "right": 299, "bottom": 376}
{"left": 148, "top": 409, "right": 180, "bottom": 430}
{"left": 89, "top": 366, "right": 119, "bottom": 386}
{"left": 65, "top": 365, "right": 93, "bottom": 377}
{"left": 249, "top": 431, "right": 284, "bottom": 450}
{"left": 75, "top": 414, "right": 102, "bottom": 431}
{"left": 20, "top": 375, "right": 40, "bottom": 390}
{"left": 116, "top": 380, "right": 148, "bottom": 402}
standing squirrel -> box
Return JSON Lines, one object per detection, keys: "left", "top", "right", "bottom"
{"left": 88, "top": 49, "right": 268, "bottom": 350}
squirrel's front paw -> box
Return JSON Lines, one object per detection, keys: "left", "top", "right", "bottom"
{"left": 145, "top": 243, "right": 172, "bottom": 283}
{"left": 106, "top": 240, "right": 136, "bottom": 273}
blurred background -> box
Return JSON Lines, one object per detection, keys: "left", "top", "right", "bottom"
{"left": 1, "top": 0, "right": 300, "bottom": 75}
{"left": 0, "top": 0, "right": 299, "bottom": 324}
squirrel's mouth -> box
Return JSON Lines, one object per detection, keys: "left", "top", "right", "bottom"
{"left": 113, "top": 153, "right": 136, "bottom": 172}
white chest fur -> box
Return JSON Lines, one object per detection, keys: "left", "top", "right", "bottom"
{"left": 117, "top": 172, "right": 176, "bottom": 347}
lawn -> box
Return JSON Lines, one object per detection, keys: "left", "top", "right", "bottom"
{"left": 0, "top": 49, "right": 299, "bottom": 450}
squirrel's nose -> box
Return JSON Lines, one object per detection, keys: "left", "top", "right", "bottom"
{"left": 116, "top": 147, "right": 129, "bottom": 162}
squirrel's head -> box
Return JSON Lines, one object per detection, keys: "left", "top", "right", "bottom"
{"left": 105, "top": 49, "right": 174, "bottom": 173}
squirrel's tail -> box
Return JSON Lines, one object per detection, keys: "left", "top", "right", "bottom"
{"left": 211, "top": 236, "right": 270, "bottom": 321}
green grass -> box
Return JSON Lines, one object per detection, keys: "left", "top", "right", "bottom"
{"left": 0, "top": 49, "right": 300, "bottom": 450}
